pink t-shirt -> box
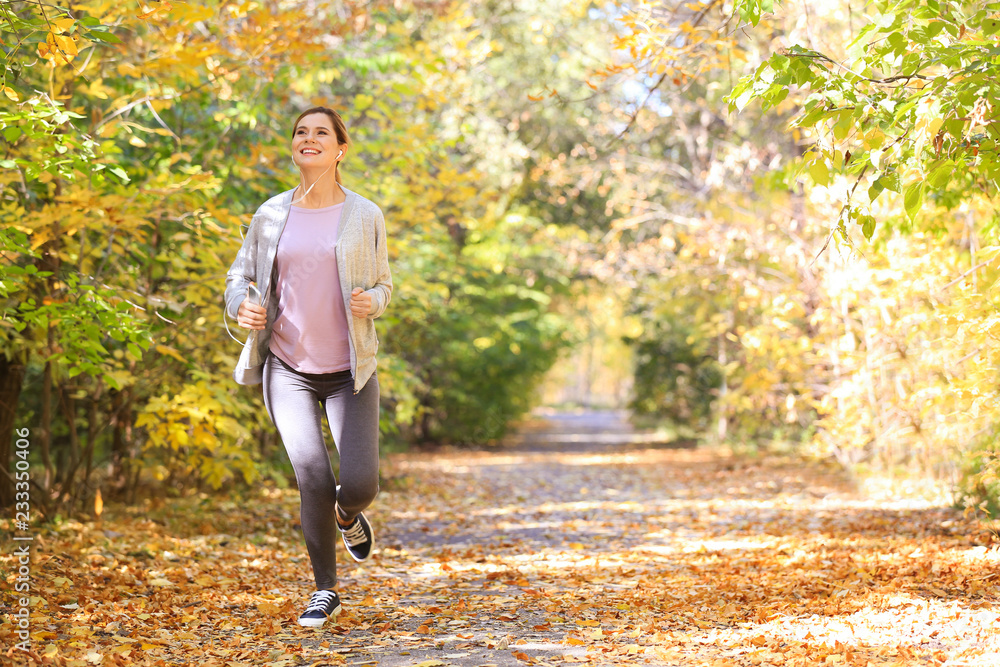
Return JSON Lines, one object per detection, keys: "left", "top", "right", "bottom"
{"left": 269, "top": 202, "right": 352, "bottom": 373}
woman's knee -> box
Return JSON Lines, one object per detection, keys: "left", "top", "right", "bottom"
{"left": 294, "top": 465, "right": 337, "bottom": 495}
{"left": 339, "top": 476, "right": 379, "bottom": 510}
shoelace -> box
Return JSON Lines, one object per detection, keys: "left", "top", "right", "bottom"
{"left": 304, "top": 590, "right": 337, "bottom": 613}
{"left": 341, "top": 519, "right": 367, "bottom": 546}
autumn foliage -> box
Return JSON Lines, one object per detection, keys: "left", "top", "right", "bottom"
{"left": 2, "top": 427, "right": 997, "bottom": 665}
{"left": 1, "top": 0, "right": 999, "bottom": 603}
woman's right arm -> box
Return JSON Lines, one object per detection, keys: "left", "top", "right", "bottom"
{"left": 224, "top": 213, "right": 260, "bottom": 321}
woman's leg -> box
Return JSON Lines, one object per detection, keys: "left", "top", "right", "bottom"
{"left": 323, "top": 370, "right": 380, "bottom": 522}
{"left": 263, "top": 352, "right": 340, "bottom": 590}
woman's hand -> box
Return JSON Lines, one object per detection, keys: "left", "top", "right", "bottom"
{"left": 350, "top": 287, "right": 373, "bottom": 318}
{"left": 237, "top": 297, "right": 267, "bottom": 330}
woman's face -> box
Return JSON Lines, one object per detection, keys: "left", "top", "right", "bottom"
{"left": 291, "top": 113, "right": 344, "bottom": 171}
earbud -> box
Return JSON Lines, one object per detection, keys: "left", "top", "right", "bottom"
{"left": 337, "top": 150, "right": 343, "bottom": 159}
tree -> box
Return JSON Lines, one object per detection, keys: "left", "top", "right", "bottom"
{"left": 728, "top": 0, "right": 999, "bottom": 240}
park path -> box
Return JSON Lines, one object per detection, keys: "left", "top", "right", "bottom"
{"left": 315, "top": 409, "right": 999, "bottom": 667}
{"left": 7, "top": 409, "right": 1000, "bottom": 667}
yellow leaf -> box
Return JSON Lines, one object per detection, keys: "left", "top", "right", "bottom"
{"left": 94, "top": 488, "right": 103, "bottom": 517}
{"left": 38, "top": 32, "right": 79, "bottom": 65}
{"left": 117, "top": 63, "right": 141, "bottom": 77}
{"left": 3, "top": 86, "right": 18, "bottom": 102}
{"left": 155, "top": 344, "right": 187, "bottom": 363}
{"left": 52, "top": 17, "right": 76, "bottom": 34}
{"left": 137, "top": 1, "right": 171, "bottom": 19}
{"left": 257, "top": 601, "right": 281, "bottom": 616}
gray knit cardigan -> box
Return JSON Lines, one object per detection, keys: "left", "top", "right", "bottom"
{"left": 224, "top": 185, "right": 392, "bottom": 392}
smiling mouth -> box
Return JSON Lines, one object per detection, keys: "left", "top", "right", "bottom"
{"left": 300, "top": 148, "right": 321, "bottom": 155}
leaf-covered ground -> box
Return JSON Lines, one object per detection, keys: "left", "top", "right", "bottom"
{"left": 3, "top": 410, "right": 999, "bottom": 667}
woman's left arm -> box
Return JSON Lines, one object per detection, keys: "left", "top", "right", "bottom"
{"left": 364, "top": 207, "right": 392, "bottom": 319}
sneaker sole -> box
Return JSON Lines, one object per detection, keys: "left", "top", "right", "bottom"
{"left": 297, "top": 603, "right": 342, "bottom": 628}
{"left": 345, "top": 546, "right": 371, "bottom": 563}
{"left": 343, "top": 538, "right": 372, "bottom": 562}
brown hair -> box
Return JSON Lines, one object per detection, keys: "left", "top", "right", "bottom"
{"left": 292, "top": 106, "right": 350, "bottom": 184}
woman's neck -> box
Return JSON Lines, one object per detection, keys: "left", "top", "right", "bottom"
{"left": 293, "top": 172, "right": 346, "bottom": 209}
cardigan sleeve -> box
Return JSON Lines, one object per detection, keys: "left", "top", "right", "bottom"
{"left": 224, "top": 212, "right": 261, "bottom": 320}
{"left": 364, "top": 206, "right": 392, "bottom": 319}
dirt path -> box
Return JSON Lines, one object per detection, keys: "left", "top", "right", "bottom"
{"left": 7, "top": 409, "right": 999, "bottom": 667}
{"left": 318, "top": 410, "right": 999, "bottom": 666}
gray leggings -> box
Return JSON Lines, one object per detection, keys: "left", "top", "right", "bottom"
{"left": 262, "top": 350, "right": 380, "bottom": 590}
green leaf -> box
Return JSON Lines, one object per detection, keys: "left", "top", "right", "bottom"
{"left": 730, "top": 80, "right": 755, "bottom": 112}
{"left": 861, "top": 215, "right": 876, "bottom": 240}
{"left": 868, "top": 180, "right": 885, "bottom": 202}
{"left": 808, "top": 157, "right": 830, "bottom": 186}
{"left": 880, "top": 171, "right": 901, "bottom": 193}
{"left": 904, "top": 181, "right": 926, "bottom": 221}
{"left": 103, "top": 373, "right": 122, "bottom": 391}
{"left": 926, "top": 160, "right": 953, "bottom": 189}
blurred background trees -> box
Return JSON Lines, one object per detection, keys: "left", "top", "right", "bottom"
{"left": 3, "top": 0, "right": 999, "bottom": 518}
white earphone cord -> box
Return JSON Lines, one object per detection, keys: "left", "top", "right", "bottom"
{"left": 290, "top": 150, "right": 342, "bottom": 206}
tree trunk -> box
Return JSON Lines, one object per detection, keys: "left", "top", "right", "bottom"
{"left": 59, "top": 385, "right": 80, "bottom": 483}
{"left": 716, "top": 328, "right": 728, "bottom": 443}
{"left": 55, "top": 383, "right": 81, "bottom": 502}
{"left": 0, "top": 353, "right": 26, "bottom": 508}
{"left": 72, "top": 391, "right": 101, "bottom": 516}
{"left": 108, "top": 384, "right": 136, "bottom": 500}
{"left": 109, "top": 389, "right": 126, "bottom": 498}
{"left": 40, "top": 357, "right": 54, "bottom": 489}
